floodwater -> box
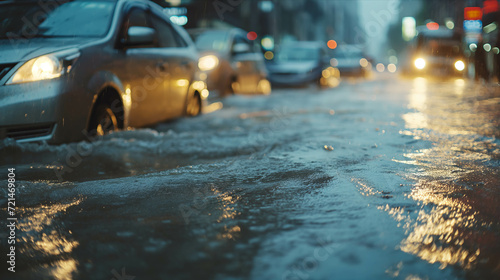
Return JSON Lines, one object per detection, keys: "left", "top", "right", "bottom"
{"left": 1, "top": 74, "right": 499, "bottom": 279}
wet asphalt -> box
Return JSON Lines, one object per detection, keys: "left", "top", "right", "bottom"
{"left": 1, "top": 74, "right": 500, "bottom": 280}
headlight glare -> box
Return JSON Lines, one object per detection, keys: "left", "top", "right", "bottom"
{"left": 32, "top": 56, "right": 61, "bottom": 80}
{"left": 7, "top": 49, "right": 80, "bottom": 85}
{"left": 414, "top": 58, "right": 426, "bottom": 70}
{"left": 198, "top": 55, "right": 219, "bottom": 71}
{"left": 10, "top": 55, "right": 62, "bottom": 84}
{"left": 455, "top": 60, "right": 465, "bottom": 71}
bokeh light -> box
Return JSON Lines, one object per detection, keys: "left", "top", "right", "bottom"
{"left": 426, "top": 22, "right": 439, "bottom": 30}
{"left": 359, "top": 58, "right": 369, "bottom": 68}
{"left": 247, "top": 31, "right": 258, "bottom": 41}
{"left": 327, "top": 40, "right": 337, "bottom": 49}
{"left": 264, "top": 51, "right": 274, "bottom": 60}
{"left": 376, "top": 63, "right": 385, "bottom": 72}
{"left": 261, "top": 36, "right": 274, "bottom": 50}
{"left": 387, "top": 63, "right": 397, "bottom": 73}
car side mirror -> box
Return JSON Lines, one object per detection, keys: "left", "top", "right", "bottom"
{"left": 125, "top": 26, "right": 156, "bottom": 46}
{"left": 232, "top": 43, "right": 251, "bottom": 55}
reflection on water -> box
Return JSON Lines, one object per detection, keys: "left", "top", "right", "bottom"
{"left": 401, "top": 187, "right": 480, "bottom": 270}
{"left": 17, "top": 199, "right": 82, "bottom": 280}
{"left": 49, "top": 259, "right": 79, "bottom": 280}
{"left": 215, "top": 189, "right": 241, "bottom": 240}
{"left": 389, "top": 78, "right": 500, "bottom": 276}
{"left": 408, "top": 78, "right": 428, "bottom": 112}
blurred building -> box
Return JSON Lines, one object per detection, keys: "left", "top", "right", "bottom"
{"left": 422, "top": 0, "right": 466, "bottom": 25}
{"left": 390, "top": 0, "right": 467, "bottom": 53}
{"left": 322, "top": 0, "right": 362, "bottom": 45}
{"left": 156, "top": 0, "right": 363, "bottom": 48}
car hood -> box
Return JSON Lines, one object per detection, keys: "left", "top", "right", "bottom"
{"left": 0, "top": 38, "right": 93, "bottom": 63}
{"left": 199, "top": 50, "right": 225, "bottom": 58}
{"left": 267, "top": 61, "right": 318, "bottom": 74}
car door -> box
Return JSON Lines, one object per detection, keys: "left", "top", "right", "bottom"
{"left": 149, "top": 11, "right": 196, "bottom": 118}
{"left": 117, "top": 6, "right": 171, "bottom": 127}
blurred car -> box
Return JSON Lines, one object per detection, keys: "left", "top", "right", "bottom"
{"left": 188, "top": 28, "right": 271, "bottom": 96}
{"left": 403, "top": 26, "right": 466, "bottom": 77}
{"left": 266, "top": 41, "right": 340, "bottom": 88}
{"left": 0, "top": 0, "right": 208, "bottom": 144}
{"left": 330, "top": 46, "right": 372, "bottom": 77}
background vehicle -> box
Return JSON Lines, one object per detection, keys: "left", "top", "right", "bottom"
{"left": 0, "top": 0, "right": 208, "bottom": 144}
{"left": 330, "top": 46, "right": 372, "bottom": 77}
{"left": 402, "top": 26, "right": 466, "bottom": 77}
{"left": 188, "top": 28, "right": 271, "bottom": 96}
{"left": 266, "top": 41, "right": 340, "bottom": 88}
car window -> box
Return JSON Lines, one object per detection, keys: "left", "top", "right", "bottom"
{"left": 168, "top": 23, "right": 189, "bottom": 48}
{"left": 127, "top": 8, "right": 151, "bottom": 28}
{"left": 232, "top": 35, "right": 252, "bottom": 53}
{"left": 150, "top": 14, "right": 187, "bottom": 48}
{"left": 424, "top": 41, "right": 461, "bottom": 56}
{"left": 233, "top": 36, "right": 246, "bottom": 46}
{"left": 191, "top": 31, "right": 229, "bottom": 51}
{"left": 119, "top": 7, "right": 156, "bottom": 47}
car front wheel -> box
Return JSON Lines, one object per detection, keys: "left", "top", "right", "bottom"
{"left": 186, "top": 93, "right": 201, "bottom": 117}
{"left": 88, "top": 103, "right": 119, "bottom": 137}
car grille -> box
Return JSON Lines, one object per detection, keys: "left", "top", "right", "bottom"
{"left": 0, "top": 63, "right": 17, "bottom": 81}
{"left": 2, "top": 124, "right": 54, "bottom": 140}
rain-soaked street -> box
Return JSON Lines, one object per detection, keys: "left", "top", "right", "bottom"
{"left": 1, "top": 74, "right": 500, "bottom": 280}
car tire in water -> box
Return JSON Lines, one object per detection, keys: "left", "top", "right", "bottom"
{"left": 223, "top": 76, "right": 237, "bottom": 96}
{"left": 186, "top": 93, "right": 201, "bottom": 117}
{"left": 88, "top": 102, "right": 119, "bottom": 137}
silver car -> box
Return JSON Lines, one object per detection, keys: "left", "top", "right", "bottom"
{"left": 189, "top": 28, "right": 271, "bottom": 96}
{"left": 0, "top": 0, "right": 208, "bottom": 144}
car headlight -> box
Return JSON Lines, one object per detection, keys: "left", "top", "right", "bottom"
{"left": 198, "top": 55, "right": 219, "bottom": 71}
{"left": 455, "top": 60, "right": 465, "bottom": 71}
{"left": 7, "top": 49, "right": 80, "bottom": 85}
{"left": 414, "top": 58, "right": 426, "bottom": 70}
{"left": 359, "top": 58, "right": 369, "bottom": 68}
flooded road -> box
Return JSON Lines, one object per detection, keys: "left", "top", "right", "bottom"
{"left": 1, "top": 74, "right": 499, "bottom": 279}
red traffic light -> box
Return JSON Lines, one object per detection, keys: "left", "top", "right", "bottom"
{"left": 247, "top": 31, "right": 258, "bottom": 41}
{"left": 426, "top": 22, "right": 439, "bottom": 30}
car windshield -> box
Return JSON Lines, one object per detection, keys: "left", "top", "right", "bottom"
{"left": 422, "top": 40, "right": 462, "bottom": 56}
{"left": 0, "top": 1, "right": 116, "bottom": 39}
{"left": 276, "top": 46, "right": 319, "bottom": 62}
{"left": 192, "top": 31, "right": 229, "bottom": 52}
